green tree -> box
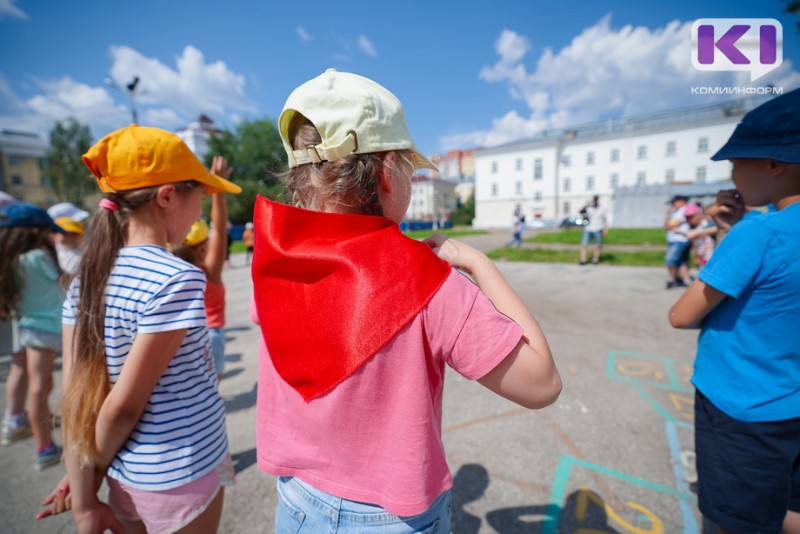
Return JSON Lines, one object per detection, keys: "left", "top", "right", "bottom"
{"left": 204, "top": 118, "right": 287, "bottom": 224}
{"left": 42, "top": 118, "right": 94, "bottom": 208}
{"left": 450, "top": 191, "right": 475, "bottom": 226}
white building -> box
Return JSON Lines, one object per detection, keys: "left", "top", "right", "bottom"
{"left": 472, "top": 100, "right": 757, "bottom": 229}
{"left": 175, "top": 114, "right": 221, "bottom": 162}
{"left": 406, "top": 175, "right": 458, "bottom": 221}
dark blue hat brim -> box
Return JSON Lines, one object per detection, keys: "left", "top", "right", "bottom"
{"left": 711, "top": 142, "right": 800, "bottom": 163}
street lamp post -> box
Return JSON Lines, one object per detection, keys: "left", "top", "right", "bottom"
{"left": 104, "top": 76, "right": 140, "bottom": 124}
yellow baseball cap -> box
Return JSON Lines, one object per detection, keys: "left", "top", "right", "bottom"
{"left": 55, "top": 217, "right": 84, "bottom": 235}
{"left": 82, "top": 124, "right": 241, "bottom": 194}
{"left": 183, "top": 219, "right": 209, "bottom": 247}
{"left": 279, "top": 69, "right": 436, "bottom": 170}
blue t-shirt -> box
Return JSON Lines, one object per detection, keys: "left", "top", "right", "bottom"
{"left": 694, "top": 202, "right": 800, "bottom": 422}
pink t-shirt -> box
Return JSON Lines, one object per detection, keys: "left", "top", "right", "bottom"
{"left": 253, "top": 269, "right": 523, "bottom": 516}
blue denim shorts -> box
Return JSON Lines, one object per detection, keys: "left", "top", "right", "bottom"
{"left": 209, "top": 327, "right": 226, "bottom": 376}
{"left": 694, "top": 390, "right": 800, "bottom": 534}
{"left": 275, "top": 477, "right": 451, "bottom": 533}
{"left": 664, "top": 241, "right": 691, "bottom": 267}
{"left": 581, "top": 230, "right": 602, "bottom": 246}
{"left": 17, "top": 327, "right": 61, "bottom": 351}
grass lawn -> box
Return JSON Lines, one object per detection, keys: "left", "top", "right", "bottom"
{"left": 488, "top": 247, "right": 665, "bottom": 266}
{"left": 528, "top": 228, "right": 665, "bottom": 245}
{"left": 404, "top": 228, "right": 489, "bottom": 240}
{"left": 229, "top": 241, "right": 248, "bottom": 254}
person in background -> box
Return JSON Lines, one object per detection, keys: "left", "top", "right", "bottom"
{"left": 579, "top": 195, "right": 609, "bottom": 265}
{"left": 664, "top": 195, "right": 691, "bottom": 288}
{"left": 0, "top": 202, "right": 65, "bottom": 470}
{"left": 682, "top": 203, "right": 717, "bottom": 271}
{"left": 171, "top": 156, "right": 234, "bottom": 383}
{"left": 506, "top": 206, "right": 524, "bottom": 248}
{"left": 47, "top": 203, "right": 90, "bottom": 283}
{"left": 669, "top": 88, "right": 800, "bottom": 534}
{"left": 242, "top": 222, "right": 255, "bottom": 265}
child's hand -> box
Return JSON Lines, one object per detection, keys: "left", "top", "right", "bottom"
{"left": 36, "top": 475, "right": 71, "bottom": 520}
{"left": 707, "top": 189, "right": 745, "bottom": 233}
{"left": 423, "top": 234, "right": 479, "bottom": 274}
{"left": 210, "top": 156, "right": 233, "bottom": 180}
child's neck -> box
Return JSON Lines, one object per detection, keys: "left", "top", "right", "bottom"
{"left": 125, "top": 213, "right": 168, "bottom": 248}
{"left": 775, "top": 194, "right": 800, "bottom": 211}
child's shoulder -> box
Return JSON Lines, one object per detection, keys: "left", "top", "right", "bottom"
{"left": 121, "top": 245, "right": 204, "bottom": 278}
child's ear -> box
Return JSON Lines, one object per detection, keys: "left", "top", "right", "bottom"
{"left": 766, "top": 160, "right": 786, "bottom": 176}
{"left": 155, "top": 184, "right": 178, "bottom": 208}
{"left": 377, "top": 154, "right": 395, "bottom": 195}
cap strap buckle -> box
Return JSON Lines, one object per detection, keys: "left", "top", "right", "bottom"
{"left": 292, "top": 131, "right": 358, "bottom": 166}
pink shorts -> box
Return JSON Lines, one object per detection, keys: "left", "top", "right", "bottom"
{"left": 107, "top": 457, "right": 235, "bottom": 533}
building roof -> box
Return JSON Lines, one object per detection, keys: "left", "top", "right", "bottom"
{"left": 0, "top": 130, "right": 46, "bottom": 157}
{"left": 475, "top": 97, "right": 764, "bottom": 156}
{"left": 411, "top": 174, "right": 458, "bottom": 186}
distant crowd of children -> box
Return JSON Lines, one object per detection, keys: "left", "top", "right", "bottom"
{"left": 663, "top": 195, "right": 719, "bottom": 289}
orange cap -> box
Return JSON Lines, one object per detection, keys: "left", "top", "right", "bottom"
{"left": 82, "top": 124, "right": 241, "bottom": 195}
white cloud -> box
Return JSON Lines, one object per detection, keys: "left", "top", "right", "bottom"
{"left": 0, "top": 45, "right": 258, "bottom": 141}
{"left": 0, "top": 0, "right": 27, "bottom": 20}
{"left": 297, "top": 26, "right": 312, "bottom": 42}
{"left": 442, "top": 16, "right": 800, "bottom": 151}
{"left": 358, "top": 35, "right": 377, "bottom": 58}
{"left": 108, "top": 45, "right": 257, "bottom": 119}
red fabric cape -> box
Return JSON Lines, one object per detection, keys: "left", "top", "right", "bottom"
{"left": 251, "top": 196, "right": 450, "bottom": 401}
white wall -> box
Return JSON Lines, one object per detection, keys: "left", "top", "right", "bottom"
{"left": 473, "top": 119, "right": 739, "bottom": 229}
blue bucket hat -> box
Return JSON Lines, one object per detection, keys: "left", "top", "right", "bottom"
{"left": 711, "top": 88, "right": 800, "bottom": 163}
{"left": 0, "top": 202, "right": 65, "bottom": 233}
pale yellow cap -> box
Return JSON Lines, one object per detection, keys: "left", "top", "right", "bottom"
{"left": 279, "top": 69, "right": 436, "bottom": 171}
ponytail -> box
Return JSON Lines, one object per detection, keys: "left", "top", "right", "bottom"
{"left": 62, "top": 182, "right": 199, "bottom": 464}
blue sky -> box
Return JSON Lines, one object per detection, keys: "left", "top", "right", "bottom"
{"left": 1, "top": 0, "right": 798, "bottom": 157}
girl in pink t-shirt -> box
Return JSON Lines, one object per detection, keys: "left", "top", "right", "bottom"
{"left": 252, "top": 69, "right": 562, "bottom": 533}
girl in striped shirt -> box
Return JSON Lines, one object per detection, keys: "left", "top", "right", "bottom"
{"left": 45, "top": 125, "right": 240, "bottom": 534}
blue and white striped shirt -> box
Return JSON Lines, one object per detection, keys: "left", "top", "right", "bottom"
{"left": 63, "top": 245, "right": 228, "bottom": 491}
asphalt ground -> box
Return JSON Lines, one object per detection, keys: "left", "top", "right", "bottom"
{"left": 1, "top": 231, "right": 708, "bottom": 533}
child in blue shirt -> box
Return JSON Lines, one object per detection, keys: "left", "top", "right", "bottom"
{"left": 669, "top": 88, "right": 800, "bottom": 534}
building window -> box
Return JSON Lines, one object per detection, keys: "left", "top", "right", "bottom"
{"left": 534, "top": 191, "right": 542, "bottom": 202}
{"left": 534, "top": 158, "right": 543, "bottom": 180}
{"left": 586, "top": 175, "right": 595, "bottom": 191}
{"left": 610, "top": 148, "right": 620, "bottom": 162}
{"left": 586, "top": 151, "right": 595, "bottom": 165}
{"left": 563, "top": 178, "right": 571, "bottom": 192}
{"left": 637, "top": 145, "right": 647, "bottom": 160}
{"left": 491, "top": 183, "right": 498, "bottom": 196}
{"left": 562, "top": 154, "right": 571, "bottom": 167}
{"left": 666, "top": 169, "right": 675, "bottom": 183}
{"left": 563, "top": 202, "right": 571, "bottom": 215}
{"left": 491, "top": 161, "right": 498, "bottom": 174}
{"left": 515, "top": 181, "right": 523, "bottom": 195}
{"left": 610, "top": 173, "right": 619, "bottom": 189}
{"left": 8, "top": 155, "right": 21, "bottom": 166}
{"left": 41, "top": 176, "right": 52, "bottom": 187}
{"left": 698, "top": 137, "right": 709, "bottom": 153}
{"left": 515, "top": 158, "right": 523, "bottom": 171}
{"left": 666, "top": 141, "right": 676, "bottom": 157}
{"left": 696, "top": 166, "right": 707, "bottom": 183}
{"left": 636, "top": 171, "right": 646, "bottom": 186}
{"left": 11, "top": 175, "right": 22, "bottom": 186}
